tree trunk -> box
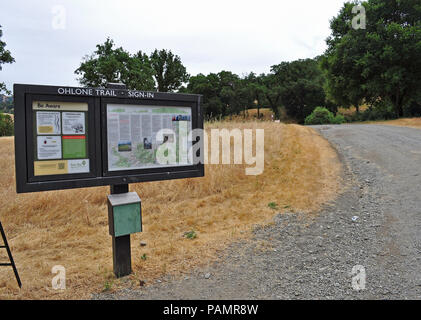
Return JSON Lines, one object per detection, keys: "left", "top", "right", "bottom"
{"left": 396, "top": 103, "right": 404, "bottom": 118}
{"left": 271, "top": 107, "right": 280, "bottom": 120}
{"left": 394, "top": 92, "right": 404, "bottom": 118}
{"left": 266, "top": 95, "right": 281, "bottom": 120}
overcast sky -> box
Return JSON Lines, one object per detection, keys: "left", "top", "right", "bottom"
{"left": 0, "top": 0, "right": 346, "bottom": 93}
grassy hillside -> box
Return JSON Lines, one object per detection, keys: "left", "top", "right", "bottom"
{"left": 226, "top": 108, "right": 295, "bottom": 123}
{"left": 370, "top": 118, "right": 421, "bottom": 129}
{"left": 0, "top": 121, "right": 341, "bottom": 299}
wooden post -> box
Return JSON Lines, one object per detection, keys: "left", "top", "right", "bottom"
{"left": 110, "top": 184, "right": 132, "bottom": 278}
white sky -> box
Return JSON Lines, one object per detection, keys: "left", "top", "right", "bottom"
{"left": 0, "top": 0, "right": 346, "bottom": 92}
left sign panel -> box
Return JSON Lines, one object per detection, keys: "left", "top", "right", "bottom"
{"left": 32, "top": 101, "right": 90, "bottom": 176}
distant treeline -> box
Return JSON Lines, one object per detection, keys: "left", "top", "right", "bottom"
{"left": 74, "top": 1, "right": 420, "bottom": 123}
{"left": 180, "top": 58, "right": 333, "bottom": 123}
{"left": 1, "top": 0, "right": 420, "bottom": 128}
{"left": 74, "top": 38, "right": 337, "bottom": 123}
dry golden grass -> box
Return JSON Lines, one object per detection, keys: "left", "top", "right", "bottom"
{"left": 338, "top": 105, "right": 369, "bottom": 116}
{"left": 229, "top": 108, "right": 274, "bottom": 121}
{"left": 369, "top": 117, "right": 421, "bottom": 129}
{"left": 226, "top": 108, "right": 294, "bottom": 123}
{"left": 0, "top": 122, "right": 341, "bottom": 299}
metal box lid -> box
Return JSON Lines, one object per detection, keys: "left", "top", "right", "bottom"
{"left": 107, "top": 192, "right": 141, "bottom": 207}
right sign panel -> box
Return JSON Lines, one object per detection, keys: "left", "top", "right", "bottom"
{"left": 106, "top": 104, "right": 194, "bottom": 172}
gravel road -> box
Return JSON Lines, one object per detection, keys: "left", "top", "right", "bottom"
{"left": 95, "top": 124, "right": 421, "bottom": 300}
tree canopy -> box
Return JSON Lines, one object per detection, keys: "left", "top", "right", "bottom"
{"left": 186, "top": 71, "right": 243, "bottom": 119}
{"left": 75, "top": 40, "right": 189, "bottom": 93}
{"left": 150, "top": 49, "right": 189, "bottom": 92}
{"left": 271, "top": 58, "right": 328, "bottom": 123}
{"left": 0, "top": 25, "right": 15, "bottom": 95}
{"left": 182, "top": 60, "right": 333, "bottom": 122}
{"left": 321, "top": 0, "right": 421, "bottom": 117}
{"left": 75, "top": 38, "right": 155, "bottom": 90}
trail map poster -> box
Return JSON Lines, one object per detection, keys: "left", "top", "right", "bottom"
{"left": 32, "top": 101, "right": 90, "bottom": 176}
{"left": 107, "top": 104, "right": 193, "bottom": 171}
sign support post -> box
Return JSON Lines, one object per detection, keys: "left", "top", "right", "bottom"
{"left": 110, "top": 184, "right": 132, "bottom": 278}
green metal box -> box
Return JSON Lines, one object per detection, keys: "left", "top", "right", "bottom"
{"left": 107, "top": 192, "right": 142, "bottom": 237}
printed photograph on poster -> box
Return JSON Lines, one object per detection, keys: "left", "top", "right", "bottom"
{"left": 118, "top": 141, "right": 132, "bottom": 152}
{"left": 143, "top": 137, "right": 152, "bottom": 150}
{"left": 36, "top": 112, "right": 61, "bottom": 134}
{"left": 37, "top": 136, "right": 62, "bottom": 160}
{"left": 62, "top": 112, "right": 86, "bottom": 134}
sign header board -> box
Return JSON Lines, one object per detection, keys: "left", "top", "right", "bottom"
{"left": 14, "top": 84, "right": 204, "bottom": 193}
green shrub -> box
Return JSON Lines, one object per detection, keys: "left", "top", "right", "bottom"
{"left": 332, "top": 113, "right": 345, "bottom": 124}
{"left": 184, "top": 230, "right": 197, "bottom": 240}
{"left": 268, "top": 202, "right": 278, "bottom": 210}
{"left": 0, "top": 113, "right": 14, "bottom": 136}
{"left": 304, "top": 107, "right": 345, "bottom": 125}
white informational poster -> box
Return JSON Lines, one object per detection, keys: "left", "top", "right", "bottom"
{"left": 36, "top": 112, "right": 61, "bottom": 134}
{"left": 62, "top": 112, "right": 85, "bottom": 134}
{"left": 107, "top": 104, "right": 193, "bottom": 171}
{"left": 37, "top": 136, "right": 62, "bottom": 160}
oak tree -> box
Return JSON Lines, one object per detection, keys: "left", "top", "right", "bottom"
{"left": 0, "top": 25, "right": 15, "bottom": 95}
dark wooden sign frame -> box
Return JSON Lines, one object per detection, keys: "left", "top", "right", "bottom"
{"left": 14, "top": 84, "right": 204, "bottom": 193}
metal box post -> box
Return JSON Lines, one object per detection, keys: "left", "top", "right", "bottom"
{"left": 108, "top": 185, "right": 142, "bottom": 278}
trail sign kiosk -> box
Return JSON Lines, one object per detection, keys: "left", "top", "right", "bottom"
{"left": 14, "top": 83, "right": 204, "bottom": 277}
